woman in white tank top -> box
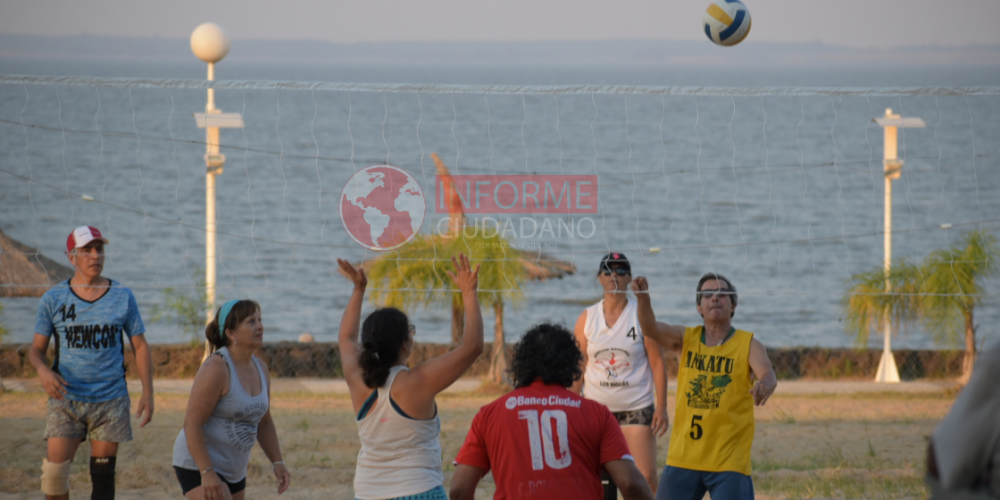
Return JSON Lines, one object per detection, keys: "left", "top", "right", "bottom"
{"left": 572, "top": 253, "right": 668, "bottom": 495}
{"left": 336, "top": 254, "right": 484, "bottom": 500}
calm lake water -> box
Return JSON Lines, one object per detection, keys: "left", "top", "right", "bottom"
{"left": 1, "top": 59, "right": 998, "bottom": 349}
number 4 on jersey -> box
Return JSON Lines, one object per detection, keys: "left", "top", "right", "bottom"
{"left": 519, "top": 409, "right": 573, "bottom": 470}
{"left": 626, "top": 326, "right": 637, "bottom": 341}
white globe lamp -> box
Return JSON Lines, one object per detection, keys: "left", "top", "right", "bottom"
{"left": 190, "top": 23, "right": 231, "bottom": 63}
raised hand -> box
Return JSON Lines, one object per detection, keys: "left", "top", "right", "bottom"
{"left": 631, "top": 276, "right": 649, "bottom": 294}
{"left": 446, "top": 254, "right": 480, "bottom": 293}
{"left": 337, "top": 258, "right": 368, "bottom": 290}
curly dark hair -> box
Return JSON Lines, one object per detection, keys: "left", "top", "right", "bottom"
{"left": 508, "top": 323, "right": 583, "bottom": 389}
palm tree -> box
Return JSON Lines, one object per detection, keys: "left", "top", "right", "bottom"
{"left": 365, "top": 153, "right": 575, "bottom": 385}
{"left": 842, "top": 230, "right": 998, "bottom": 382}
{"left": 366, "top": 230, "right": 528, "bottom": 385}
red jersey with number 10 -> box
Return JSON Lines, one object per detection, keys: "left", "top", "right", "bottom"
{"left": 454, "top": 380, "right": 633, "bottom": 499}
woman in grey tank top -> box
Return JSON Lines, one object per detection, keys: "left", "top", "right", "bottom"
{"left": 171, "top": 300, "right": 291, "bottom": 500}
{"left": 336, "top": 255, "right": 484, "bottom": 500}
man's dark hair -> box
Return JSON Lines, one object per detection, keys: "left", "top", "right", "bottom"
{"left": 696, "top": 272, "right": 738, "bottom": 307}
{"left": 508, "top": 323, "right": 583, "bottom": 389}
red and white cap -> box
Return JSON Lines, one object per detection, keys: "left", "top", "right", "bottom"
{"left": 66, "top": 226, "right": 109, "bottom": 253}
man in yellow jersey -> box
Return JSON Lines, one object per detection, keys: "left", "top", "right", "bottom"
{"left": 631, "top": 272, "right": 776, "bottom": 500}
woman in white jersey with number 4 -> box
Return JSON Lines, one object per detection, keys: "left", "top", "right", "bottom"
{"left": 573, "top": 252, "right": 668, "bottom": 494}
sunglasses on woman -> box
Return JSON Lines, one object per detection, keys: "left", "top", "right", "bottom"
{"left": 601, "top": 268, "right": 630, "bottom": 276}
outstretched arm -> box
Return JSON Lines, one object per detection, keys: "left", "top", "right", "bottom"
{"left": 404, "top": 254, "right": 484, "bottom": 399}
{"left": 748, "top": 338, "right": 777, "bottom": 406}
{"left": 631, "top": 276, "right": 684, "bottom": 351}
{"left": 336, "top": 258, "right": 370, "bottom": 411}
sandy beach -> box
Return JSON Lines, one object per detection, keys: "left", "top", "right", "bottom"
{"left": 0, "top": 379, "right": 952, "bottom": 500}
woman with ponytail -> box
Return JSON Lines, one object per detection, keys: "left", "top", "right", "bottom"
{"left": 171, "top": 300, "right": 291, "bottom": 500}
{"left": 337, "top": 254, "right": 483, "bottom": 500}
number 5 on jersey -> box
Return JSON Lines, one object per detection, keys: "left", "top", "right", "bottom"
{"left": 689, "top": 415, "right": 704, "bottom": 440}
{"left": 519, "top": 410, "right": 573, "bottom": 470}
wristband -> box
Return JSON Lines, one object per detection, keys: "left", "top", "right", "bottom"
{"left": 200, "top": 466, "right": 214, "bottom": 475}
{"left": 271, "top": 461, "right": 285, "bottom": 469}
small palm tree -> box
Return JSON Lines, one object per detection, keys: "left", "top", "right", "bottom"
{"left": 367, "top": 231, "right": 527, "bottom": 385}
{"left": 843, "top": 230, "right": 998, "bottom": 382}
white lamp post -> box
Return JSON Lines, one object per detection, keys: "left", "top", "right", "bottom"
{"left": 190, "top": 23, "right": 243, "bottom": 356}
{"left": 871, "top": 108, "right": 925, "bottom": 383}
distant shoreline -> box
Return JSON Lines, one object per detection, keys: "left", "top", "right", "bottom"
{"left": 3, "top": 33, "right": 1000, "bottom": 67}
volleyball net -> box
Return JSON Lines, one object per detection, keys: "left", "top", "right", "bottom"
{"left": 0, "top": 75, "right": 998, "bottom": 380}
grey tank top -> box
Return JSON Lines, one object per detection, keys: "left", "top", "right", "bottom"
{"left": 172, "top": 347, "right": 269, "bottom": 482}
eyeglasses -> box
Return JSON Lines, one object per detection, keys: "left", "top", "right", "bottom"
{"left": 698, "top": 288, "right": 734, "bottom": 299}
{"left": 601, "top": 268, "right": 630, "bottom": 276}
{"left": 408, "top": 324, "right": 416, "bottom": 336}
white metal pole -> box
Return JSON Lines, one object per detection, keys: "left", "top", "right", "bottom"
{"left": 191, "top": 23, "right": 233, "bottom": 357}
{"left": 206, "top": 61, "right": 217, "bottom": 319}
{"left": 875, "top": 108, "right": 901, "bottom": 383}
{"left": 204, "top": 62, "right": 219, "bottom": 359}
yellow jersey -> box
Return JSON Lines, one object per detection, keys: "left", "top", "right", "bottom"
{"left": 666, "top": 325, "right": 755, "bottom": 475}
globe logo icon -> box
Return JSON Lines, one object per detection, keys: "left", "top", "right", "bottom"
{"left": 340, "top": 165, "right": 426, "bottom": 251}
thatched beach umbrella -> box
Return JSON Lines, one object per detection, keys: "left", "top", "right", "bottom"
{"left": 0, "top": 227, "right": 73, "bottom": 298}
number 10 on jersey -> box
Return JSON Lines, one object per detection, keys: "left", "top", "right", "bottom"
{"left": 519, "top": 409, "right": 573, "bottom": 470}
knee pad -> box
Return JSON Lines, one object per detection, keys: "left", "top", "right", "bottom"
{"left": 40, "top": 458, "right": 72, "bottom": 496}
{"left": 90, "top": 456, "right": 116, "bottom": 500}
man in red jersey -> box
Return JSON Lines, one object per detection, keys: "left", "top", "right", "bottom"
{"left": 450, "top": 323, "right": 652, "bottom": 500}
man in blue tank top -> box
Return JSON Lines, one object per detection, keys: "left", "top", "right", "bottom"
{"left": 28, "top": 226, "right": 154, "bottom": 500}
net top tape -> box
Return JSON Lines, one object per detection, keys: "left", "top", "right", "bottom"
{"left": 2, "top": 74, "right": 1000, "bottom": 97}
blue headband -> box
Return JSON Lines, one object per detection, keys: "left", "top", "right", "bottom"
{"left": 218, "top": 300, "right": 240, "bottom": 341}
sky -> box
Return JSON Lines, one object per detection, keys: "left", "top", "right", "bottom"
{"left": 1, "top": 0, "right": 999, "bottom": 49}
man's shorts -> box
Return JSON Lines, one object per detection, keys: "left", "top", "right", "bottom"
{"left": 657, "top": 465, "right": 754, "bottom": 500}
{"left": 43, "top": 395, "right": 133, "bottom": 443}
{"left": 612, "top": 405, "right": 654, "bottom": 426}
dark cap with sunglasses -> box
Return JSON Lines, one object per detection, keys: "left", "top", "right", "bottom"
{"left": 598, "top": 252, "right": 631, "bottom": 276}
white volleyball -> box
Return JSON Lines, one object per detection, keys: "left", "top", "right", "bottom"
{"left": 703, "top": 0, "right": 752, "bottom": 47}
